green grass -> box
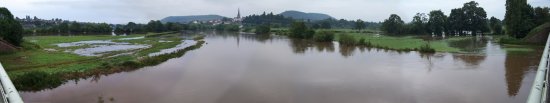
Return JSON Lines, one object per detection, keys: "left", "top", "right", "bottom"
{"left": 2, "top": 32, "right": 190, "bottom": 76}
{"left": 25, "top": 34, "right": 145, "bottom": 48}
{"left": 2, "top": 32, "right": 206, "bottom": 91}
{"left": 501, "top": 44, "right": 538, "bottom": 52}
{"left": 334, "top": 33, "right": 461, "bottom": 52}
{"left": 276, "top": 28, "right": 462, "bottom": 52}
{"left": 0, "top": 49, "right": 92, "bottom": 70}
{"left": 9, "top": 40, "right": 205, "bottom": 91}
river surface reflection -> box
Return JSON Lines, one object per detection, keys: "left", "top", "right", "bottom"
{"left": 21, "top": 33, "right": 542, "bottom": 103}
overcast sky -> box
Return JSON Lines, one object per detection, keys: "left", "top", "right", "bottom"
{"left": 1, "top": 0, "right": 549, "bottom": 24}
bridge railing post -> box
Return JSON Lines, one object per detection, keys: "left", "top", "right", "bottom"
{"left": 0, "top": 63, "right": 23, "bottom": 103}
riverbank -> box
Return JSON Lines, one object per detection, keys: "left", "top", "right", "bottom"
{"left": 273, "top": 28, "right": 461, "bottom": 52}
{"left": 0, "top": 32, "right": 206, "bottom": 91}
{"left": 272, "top": 28, "right": 540, "bottom": 53}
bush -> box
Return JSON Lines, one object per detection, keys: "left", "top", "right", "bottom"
{"left": 290, "top": 22, "right": 307, "bottom": 39}
{"left": 338, "top": 34, "right": 357, "bottom": 45}
{"left": 255, "top": 24, "right": 271, "bottom": 34}
{"left": 13, "top": 71, "right": 64, "bottom": 91}
{"left": 215, "top": 24, "right": 240, "bottom": 32}
{"left": 313, "top": 31, "right": 335, "bottom": 42}
{"left": 224, "top": 24, "right": 240, "bottom": 32}
{"left": 120, "top": 60, "right": 141, "bottom": 68}
{"left": 419, "top": 44, "right": 436, "bottom": 53}
{"left": 304, "top": 29, "right": 315, "bottom": 39}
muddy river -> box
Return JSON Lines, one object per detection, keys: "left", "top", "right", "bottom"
{"left": 21, "top": 33, "right": 542, "bottom": 103}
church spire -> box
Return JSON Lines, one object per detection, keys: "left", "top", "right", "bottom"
{"left": 237, "top": 8, "right": 241, "bottom": 18}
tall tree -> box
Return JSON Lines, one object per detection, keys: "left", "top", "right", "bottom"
{"left": 146, "top": 20, "right": 165, "bottom": 33}
{"left": 382, "top": 14, "right": 405, "bottom": 34}
{"left": 125, "top": 22, "right": 137, "bottom": 33}
{"left": 489, "top": 17, "right": 504, "bottom": 35}
{"left": 505, "top": 0, "right": 535, "bottom": 38}
{"left": 58, "top": 22, "right": 69, "bottom": 33}
{"left": 410, "top": 13, "right": 428, "bottom": 35}
{"left": 428, "top": 10, "right": 447, "bottom": 36}
{"left": 0, "top": 7, "right": 23, "bottom": 46}
{"left": 70, "top": 21, "right": 81, "bottom": 33}
{"left": 462, "top": 1, "right": 488, "bottom": 36}
{"left": 448, "top": 8, "right": 465, "bottom": 35}
{"left": 290, "top": 21, "right": 307, "bottom": 39}
{"left": 354, "top": 19, "right": 366, "bottom": 31}
{"left": 534, "top": 7, "right": 550, "bottom": 26}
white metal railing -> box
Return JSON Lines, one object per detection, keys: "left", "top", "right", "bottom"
{"left": 0, "top": 63, "right": 23, "bottom": 103}
{"left": 527, "top": 33, "right": 550, "bottom": 103}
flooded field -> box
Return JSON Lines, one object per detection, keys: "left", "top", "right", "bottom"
{"left": 20, "top": 33, "right": 542, "bottom": 103}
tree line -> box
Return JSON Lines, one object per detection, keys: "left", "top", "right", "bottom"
{"left": 381, "top": 1, "right": 492, "bottom": 36}
{"left": 18, "top": 17, "right": 242, "bottom": 35}
{"left": 243, "top": 12, "right": 380, "bottom": 30}
{"left": 381, "top": 0, "right": 550, "bottom": 39}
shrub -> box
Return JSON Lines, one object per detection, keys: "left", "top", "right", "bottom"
{"left": 120, "top": 60, "right": 141, "bottom": 68}
{"left": 304, "top": 29, "right": 315, "bottom": 39}
{"left": 290, "top": 21, "right": 307, "bottom": 39}
{"left": 13, "top": 71, "right": 64, "bottom": 91}
{"left": 358, "top": 38, "right": 366, "bottom": 44}
{"left": 255, "top": 24, "right": 271, "bottom": 34}
{"left": 338, "top": 34, "right": 357, "bottom": 45}
{"left": 313, "top": 31, "right": 335, "bottom": 42}
{"left": 419, "top": 44, "right": 436, "bottom": 53}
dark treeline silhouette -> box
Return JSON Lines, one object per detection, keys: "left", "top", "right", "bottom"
{"left": 18, "top": 16, "right": 242, "bottom": 35}
{"left": 242, "top": 12, "right": 380, "bottom": 29}
{"left": 242, "top": 12, "right": 294, "bottom": 28}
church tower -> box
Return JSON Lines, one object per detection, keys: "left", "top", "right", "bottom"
{"left": 237, "top": 8, "right": 241, "bottom": 19}
{"left": 233, "top": 8, "right": 242, "bottom": 23}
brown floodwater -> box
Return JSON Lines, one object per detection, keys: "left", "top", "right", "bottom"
{"left": 20, "top": 33, "right": 542, "bottom": 103}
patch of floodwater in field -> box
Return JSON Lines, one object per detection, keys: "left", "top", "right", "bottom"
{"left": 73, "top": 45, "right": 150, "bottom": 56}
{"left": 55, "top": 40, "right": 130, "bottom": 47}
{"left": 55, "top": 39, "right": 151, "bottom": 56}
{"left": 159, "top": 40, "right": 173, "bottom": 43}
{"left": 148, "top": 40, "right": 196, "bottom": 57}
{"left": 118, "top": 36, "right": 145, "bottom": 40}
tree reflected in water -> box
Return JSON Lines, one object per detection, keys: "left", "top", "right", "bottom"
{"left": 338, "top": 44, "right": 356, "bottom": 57}
{"left": 504, "top": 54, "right": 539, "bottom": 96}
{"left": 448, "top": 37, "right": 488, "bottom": 52}
{"left": 289, "top": 39, "right": 311, "bottom": 54}
{"left": 452, "top": 54, "right": 487, "bottom": 68}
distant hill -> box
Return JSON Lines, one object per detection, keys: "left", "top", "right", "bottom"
{"left": 279, "top": 10, "right": 333, "bottom": 21}
{"left": 160, "top": 15, "right": 227, "bottom": 23}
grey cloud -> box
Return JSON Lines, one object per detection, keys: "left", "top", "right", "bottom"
{"left": 1, "top": 0, "right": 549, "bottom": 24}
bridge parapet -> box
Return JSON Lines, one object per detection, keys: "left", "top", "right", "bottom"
{"left": 527, "top": 33, "right": 550, "bottom": 103}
